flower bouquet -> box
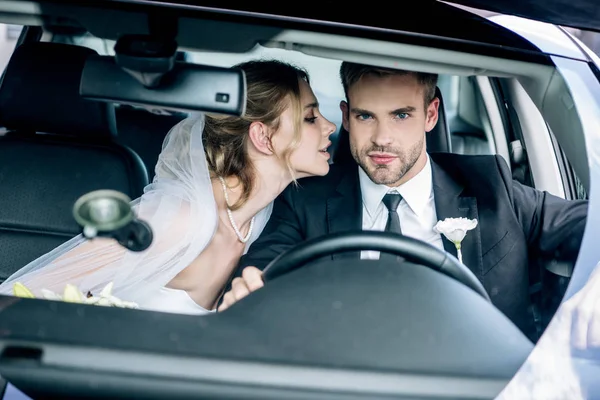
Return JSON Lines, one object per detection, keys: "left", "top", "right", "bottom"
{"left": 12, "top": 281, "right": 139, "bottom": 309}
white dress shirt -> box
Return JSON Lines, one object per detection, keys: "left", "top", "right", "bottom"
{"left": 358, "top": 156, "right": 444, "bottom": 259}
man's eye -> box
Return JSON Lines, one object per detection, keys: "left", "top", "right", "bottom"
{"left": 357, "top": 114, "right": 372, "bottom": 121}
{"left": 395, "top": 113, "right": 409, "bottom": 120}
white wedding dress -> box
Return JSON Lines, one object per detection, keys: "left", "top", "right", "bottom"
{"left": 0, "top": 115, "right": 273, "bottom": 314}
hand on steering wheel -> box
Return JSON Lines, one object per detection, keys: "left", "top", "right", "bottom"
{"left": 218, "top": 266, "right": 263, "bottom": 312}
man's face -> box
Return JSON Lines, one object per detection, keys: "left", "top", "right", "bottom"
{"left": 340, "top": 73, "right": 439, "bottom": 186}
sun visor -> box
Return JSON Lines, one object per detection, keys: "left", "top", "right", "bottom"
{"left": 80, "top": 55, "right": 246, "bottom": 116}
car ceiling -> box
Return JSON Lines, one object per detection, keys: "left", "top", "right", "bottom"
{"left": 129, "top": 0, "right": 600, "bottom": 33}
{"left": 3, "top": 0, "right": 598, "bottom": 35}
{"left": 445, "top": 0, "right": 600, "bottom": 32}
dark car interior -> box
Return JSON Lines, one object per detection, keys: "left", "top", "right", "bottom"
{"left": 0, "top": 42, "right": 148, "bottom": 284}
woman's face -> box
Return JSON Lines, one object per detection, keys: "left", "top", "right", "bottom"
{"left": 272, "top": 79, "right": 336, "bottom": 179}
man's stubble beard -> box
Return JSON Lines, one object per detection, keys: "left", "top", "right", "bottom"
{"left": 351, "top": 135, "right": 424, "bottom": 186}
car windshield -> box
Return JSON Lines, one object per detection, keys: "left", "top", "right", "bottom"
{"left": 0, "top": 3, "right": 598, "bottom": 399}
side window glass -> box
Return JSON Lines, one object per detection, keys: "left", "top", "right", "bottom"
{"left": 573, "top": 172, "right": 588, "bottom": 199}
{"left": 0, "top": 24, "right": 23, "bottom": 72}
{"left": 438, "top": 75, "right": 495, "bottom": 155}
{"left": 548, "top": 127, "right": 588, "bottom": 200}
{"left": 50, "top": 31, "right": 115, "bottom": 55}
{"left": 0, "top": 24, "right": 23, "bottom": 134}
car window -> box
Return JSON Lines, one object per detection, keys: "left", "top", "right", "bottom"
{"left": 0, "top": 24, "right": 22, "bottom": 72}
{"left": 573, "top": 171, "right": 588, "bottom": 199}
{"left": 51, "top": 31, "right": 115, "bottom": 56}
{"left": 438, "top": 75, "right": 498, "bottom": 156}
{"left": 0, "top": 6, "right": 594, "bottom": 398}
{"left": 0, "top": 24, "right": 23, "bottom": 134}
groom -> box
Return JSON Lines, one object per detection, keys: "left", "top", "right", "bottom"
{"left": 220, "top": 62, "right": 588, "bottom": 339}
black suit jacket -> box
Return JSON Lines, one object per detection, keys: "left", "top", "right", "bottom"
{"left": 239, "top": 153, "right": 588, "bottom": 338}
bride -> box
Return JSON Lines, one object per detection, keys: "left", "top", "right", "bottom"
{"left": 0, "top": 59, "right": 336, "bottom": 314}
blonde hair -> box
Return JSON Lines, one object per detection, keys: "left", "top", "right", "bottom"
{"left": 202, "top": 60, "right": 309, "bottom": 210}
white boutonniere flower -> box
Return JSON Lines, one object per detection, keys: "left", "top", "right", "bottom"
{"left": 433, "top": 217, "right": 478, "bottom": 264}
{"left": 12, "top": 281, "right": 139, "bottom": 309}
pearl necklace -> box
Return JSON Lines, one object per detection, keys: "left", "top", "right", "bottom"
{"left": 218, "top": 176, "right": 255, "bottom": 243}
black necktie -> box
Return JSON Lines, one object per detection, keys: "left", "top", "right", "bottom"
{"left": 380, "top": 192, "right": 403, "bottom": 261}
{"left": 382, "top": 193, "right": 403, "bottom": 234}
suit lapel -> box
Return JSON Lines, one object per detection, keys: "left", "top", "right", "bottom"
{"left": 327, "top": 164, "right": 363, "bottom": 260}
{"left": 431, "top": 160, "right": 483, "bottom": 280}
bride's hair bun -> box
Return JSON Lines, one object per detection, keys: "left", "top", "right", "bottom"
{"left": 202, "top": 60, "right": 309, "bottom": 211}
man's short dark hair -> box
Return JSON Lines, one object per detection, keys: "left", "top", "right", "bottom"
{"left": 340, "top": 61, "right": 438, "bottom": 108}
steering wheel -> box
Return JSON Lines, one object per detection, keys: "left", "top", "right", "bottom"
{"left": 262, "top": 231, "right": 490, "bottom": 302}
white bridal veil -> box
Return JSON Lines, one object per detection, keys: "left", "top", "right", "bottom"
{"left": 0, "top": 114, "right": 272, "bottom": 304}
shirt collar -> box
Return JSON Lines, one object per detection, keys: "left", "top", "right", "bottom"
{"left": 358, "top": 156, "right": 434, "bottom": 218}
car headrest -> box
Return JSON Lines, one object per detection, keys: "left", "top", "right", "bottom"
{"left": 427, "top": 87, "right": 452, "bottom": 154}
{"left": 0, "top": 42, "right": 117, "bottom": 139}
{"left": 332, "top": 86, "right": 452, "bottom": 164}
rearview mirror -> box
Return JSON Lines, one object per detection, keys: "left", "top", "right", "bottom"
{"left": 80, "top": 55, "right": 246, "bottom": 116}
